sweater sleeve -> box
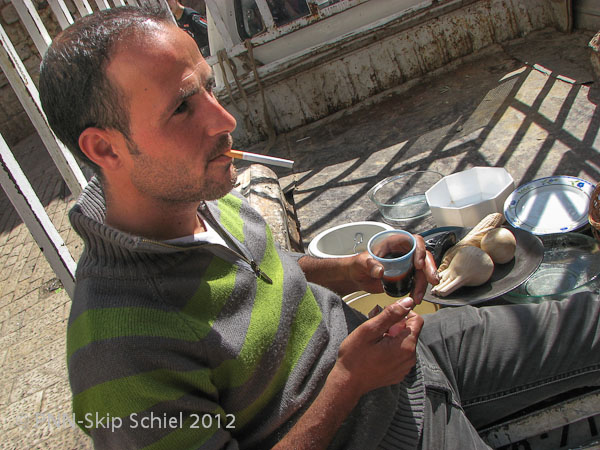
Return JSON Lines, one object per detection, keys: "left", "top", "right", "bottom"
{"left": 67, "top": 277, "right": 240, "bottom": 450}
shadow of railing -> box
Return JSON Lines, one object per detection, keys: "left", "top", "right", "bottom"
{"left": 270, "top": 34, "right": 599, "bottom": 242}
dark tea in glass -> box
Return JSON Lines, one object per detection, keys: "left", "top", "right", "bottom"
{"left": 381, "top": 252, "right": 414, "bottom": 297}
{"left": 367, "top": 230, "right": 416, "bottom": 298}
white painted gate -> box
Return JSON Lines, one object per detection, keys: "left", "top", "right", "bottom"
{"left": 0, "top": 0, "right": 163, "bottom": 298}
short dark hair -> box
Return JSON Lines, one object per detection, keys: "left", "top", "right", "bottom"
{"left": 39, "top": 5, "right": 173, "bottom": 174}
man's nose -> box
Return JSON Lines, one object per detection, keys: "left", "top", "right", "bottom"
{"left": 205, "top": 95, "right": 237, "bottom": 137}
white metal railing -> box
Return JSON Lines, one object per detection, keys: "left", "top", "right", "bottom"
{"left": 11, "top": 0, "right": 52, "bottom": 54}
{"left": 0, "top": 23, "right": 86, "bottom": 194}
{"left": 0, "top": 133, "right": 77, "bottom": 297}
{"left": 0, "top": 0, "right": 171, "bottom": 298}
{"left": 0, "top": 18, "right": 85, "bottom": 298}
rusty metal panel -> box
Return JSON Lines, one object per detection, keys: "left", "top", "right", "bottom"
{"left": 296, "top": 70, "right": 336, "bottom": 119}
{"left": 392, "top": 34, "right": 425, "bottom": 82}
{"left": 480, "top": 390, "right": 600, "bottom": 449}
{"left": 511, "top": 0, "right": 554, "bottom": 36}
{"left": 434, "top": 15, "right": 475, "bottom": 62}
{"left": 488, "top": 0, "right": 520, "bottom": 43}
{"left": 462, "top": 2, "right": 497, "bottom": 51}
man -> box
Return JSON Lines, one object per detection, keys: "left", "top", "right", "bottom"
{"left": 39, "top": 5, "right": 599, "bottom": 449}
{"left": 167, "top": 0, "right": 209, "bottom": 56}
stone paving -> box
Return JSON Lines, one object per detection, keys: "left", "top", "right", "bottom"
{"left": 0, "top": 27, "right": 599, "bottom": 450}
{"left": 265, "top": 29, "right": 600, "bottom": 242}
{"left": 0, "top": 134, "right": 91, "bottom": 449}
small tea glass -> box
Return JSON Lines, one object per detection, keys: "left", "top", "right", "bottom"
{"left": 367, "top": 230, "right": 416, "bottom": 297}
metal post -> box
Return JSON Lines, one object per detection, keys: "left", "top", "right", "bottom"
{"left": 0, "top": 134, "right": 76, "bottom": 299}
{"left": 47, "top": 0, "right": 74, "bottom": 29}
{"left": 11, "top": 0, "right": 52, "bottom": 55}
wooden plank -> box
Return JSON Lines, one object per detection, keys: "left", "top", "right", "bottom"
{"left": 0, "top": 24, "right": 87, "bottom": 198}
{"left": 0, "top": 134, "right": 76, "bottom": 299}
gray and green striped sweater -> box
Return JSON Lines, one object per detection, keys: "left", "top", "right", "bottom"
{"left": 67, "top": 178, "right": 424, "bottom": 449}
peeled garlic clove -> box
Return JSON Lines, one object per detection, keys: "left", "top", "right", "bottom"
{"left": 431, "top": 246, "right": 494, "bottom": 297}
{"left": 481, "top": 227, "right": 516, "bottom": 264}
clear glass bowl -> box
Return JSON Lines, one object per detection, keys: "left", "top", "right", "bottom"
{"left": 504, "top": 232, "right": 600, "bottom": 303}
{"left": 368, "top": 171, "right": 443, "bottom": 223}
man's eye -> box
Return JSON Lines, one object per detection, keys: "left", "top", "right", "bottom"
{"left": 174, "top": 101, "right": 189, "bottom": 115}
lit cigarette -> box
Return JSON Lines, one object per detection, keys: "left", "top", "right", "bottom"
{"left": 226, "top": 150, "right": 294, "bottom": 169}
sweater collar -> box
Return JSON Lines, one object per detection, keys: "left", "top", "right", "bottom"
{"left": 69, "top": 177, "right": 219, "bottom": 258}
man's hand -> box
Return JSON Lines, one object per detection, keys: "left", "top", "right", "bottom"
{"left": 272, "top": 298, "right": 423, "bottom": 449}
{"left": 299, "top": 234, "right": 439, "bottom": 302}
{"left": 346, "top": 234, "right": 440, "bottom": 303}
{"left": 333, "top": 297, "right": 423, "bottom": 396}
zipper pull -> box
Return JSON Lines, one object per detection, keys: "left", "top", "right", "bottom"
{"left": 251, "top": 260, "right": 273, "bottom": 284}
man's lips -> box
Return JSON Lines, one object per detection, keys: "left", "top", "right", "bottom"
{"left": 209, "top": 153, "right": 232, "bottom": 163}
{"left": 208, "top": 135, "right": 234, "bottom": 162}
{"left": 208, "top": 146, "right": 233, "bottom": 162}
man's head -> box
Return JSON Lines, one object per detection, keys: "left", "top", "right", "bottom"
{"left": 40, "top": 6, "right": 238, "bottom": 210}
{"left": 39, "top": 6, "right": 172, "bottom": 174}
{"left": 166, "top": 0, "right": 184, "bottom": 16}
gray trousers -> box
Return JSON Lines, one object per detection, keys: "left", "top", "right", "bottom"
{"left": 417, "top": 291, "right": 600, "bottom": 449}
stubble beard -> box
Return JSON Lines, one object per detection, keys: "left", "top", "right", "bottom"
{"left": 128, "top": 134, "right": 236, "bottom": 204}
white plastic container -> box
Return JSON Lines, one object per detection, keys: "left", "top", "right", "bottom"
{"left": 425, "top": 167, "right": 515, "bottom": 227}
{"left": 307, "top": 221, "right": 393, "bottom": 258}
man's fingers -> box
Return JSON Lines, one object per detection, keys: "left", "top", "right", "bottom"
{"left": 387, "top": 320, "right": 409, "bottom": 337}
{"left": 367, "top": 257, "right": 384, "bottom": 279}
{"left": 364, "top": 297, "right": 414, "bottom": 337}
{"left": 424, "top": 251, "right": 439, "bottom": 285}
{"left": 405, "top": 311, "right": 424, "bottom": 339}
{"left": 411, "top": 269, "right": 427, "bottom": 304}
{"left": 413, "top": 235, "right": 426, "bottom": 270}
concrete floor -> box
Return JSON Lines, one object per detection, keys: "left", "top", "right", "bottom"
{"left": 0, "top": 27, "right": 599, "bottom": 449}
{"left": 251, "top": 28, "right": 600, "bottom": 243}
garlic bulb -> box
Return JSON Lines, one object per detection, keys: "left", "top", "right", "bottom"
{"left": 480, "top": 227, "right": 516, "bottom": 264}
{"left": 437, "top": 213, "right": 504, "bottom": 272}
{"left": 432, "top": 246, "right": 494, "bottom": 297}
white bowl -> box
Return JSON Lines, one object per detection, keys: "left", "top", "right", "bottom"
{"left": 307, "top": 221, "right": 394, "bottom": 258}
{"left": 425, "top": 167, "right": 515, "bottom": 227}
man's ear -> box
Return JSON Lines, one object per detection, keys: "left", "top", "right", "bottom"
{"left": 78, "top": 127, "right": 125, "bottom": 171}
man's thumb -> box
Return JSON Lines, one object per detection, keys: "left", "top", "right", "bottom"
{"left": 371, "top": 297, "right": 414, "bottom": 331}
